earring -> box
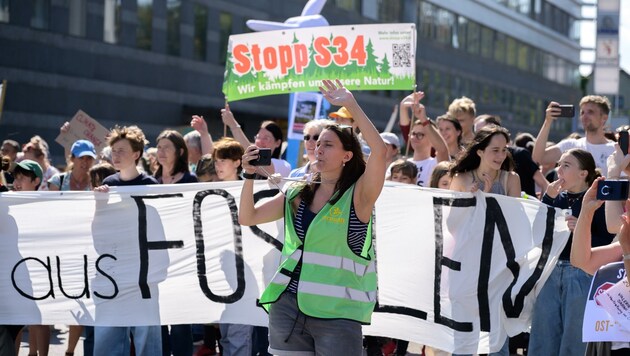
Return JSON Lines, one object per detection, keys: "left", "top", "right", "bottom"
{"left": 342, "top": 162, "right": 346, "bottom": 167}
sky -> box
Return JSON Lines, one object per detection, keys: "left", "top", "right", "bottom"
{"left": 580, "top": 1, "right": 629, "bottom": 76}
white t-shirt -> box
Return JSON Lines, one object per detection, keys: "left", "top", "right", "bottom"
{"left": 556, "top": 137, "right": 615, "bottom": 173}
{"left": 409, "top": 157, "right": 437, "bottom": 187}
{"left": 272, "top": 158, "right": 292, "bottom": 177}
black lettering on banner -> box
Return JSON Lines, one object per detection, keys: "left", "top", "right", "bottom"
{"left": 193, "top": 189, "right": 245, "bottom": 303}
{"left": 249, "top": 189, "right": 283, "bottom": 251}
{"left": 94, "top": 254, "right": 119, "bottom": 299}
{"left": 11, "top": 256, "right": 55, "bottom": 300}
{"left": 56, "top": 255, "right": 90, "bottom": 299}
{"left": 433, "top": 197, "right": 475, "bottom": 332}
{"left": 132, "top": 194, "right": 185, "bottom": 299}
{"left": 501, "top": 204, "right": 556, "bottom": 318}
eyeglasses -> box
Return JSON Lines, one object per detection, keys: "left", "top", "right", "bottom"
{"left": 410, "top": 132, "right": 425, "bottom": 139}
{"left": 303, "top": 134, "right": 319, "bottom": 141}
{"left": 254, "top": 134, "right": 274, "bottom": 142}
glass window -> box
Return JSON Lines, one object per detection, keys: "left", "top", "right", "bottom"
{"left": 457, "top": 16, "right": 467, "bottom": 51}
{"left": 137, "top": 0, "right": 153, "bottom": 50}
{"left": 361, "top": 0, "right": 377, "bottom": 20}
{"left": 0, "top": 0, "right": 9, "bottom": 22}
{"left": 543, "top": 53, "right": 556, "bottom": 82}
{"left": 517, "top": 42, "right": 528, "bottom": 71}
{"left": 419, "top": 2, "right": 435, "bottom": 40}
{"left": 435, "top": 8, "right": 455, "bottom": 46}
{"left": 506, "top": 37, "right": 517, "bottom": 66}
{"left": 31, "top": 0, "right": 50, "bottom": 30}
{"left": 166, "top": 0, "right": 180, "bottom": 56}
{"left": 493, "top": 32, "right": 506, "bottom": 63}
{"left": 68, "top": 0, "right": 86, "bottom": 37}
{"left": 466, "top": 21, "right": 480, "bottom": 55}
{"left": 103, "top": 0, "right": 121, "bottom": 43}
{"left": 530, "top": 48, "right": 542, "bottom": 75}
{"left": 219, "top": 12, "right": 232, "bottom": 64}
{"left": 379, "top": 0, "right": 401, "bottom": 22}
{"left": 335, "top": 0, "right": 360, "bottom": 11}
{"left": 193, "top": 3, "right": 207, "bottom": 61}
{"left": 480, "top": 26, "right": 493, "bottom": 59}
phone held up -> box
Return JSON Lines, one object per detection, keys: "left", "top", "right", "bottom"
{"left": 597, "top": 179, "right": 630, "bottom": 201}
{"left": 554, "top": 104, "right": 575, "bottom": 118}
{"left": 619, "top": 130, "right": 629, "bottom": 156}
{"left": 250, "top": 148, "right": 272, "bottom": 166}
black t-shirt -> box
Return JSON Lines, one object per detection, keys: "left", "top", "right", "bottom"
{"left": 509, "top": 146, "right": 539, "bottom": 196}
{"left": 159, "top": 171, "right": 198, "bottom": 184}
{"left": 102, "top": 172, "right": 159, "bottom": 186}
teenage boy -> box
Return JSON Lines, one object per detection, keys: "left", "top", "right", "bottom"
{"left": 93, "top": 126, "right": 161, "bottom": 356}
{"left": 12, "top": 159, "right": 43, "bottom": 191}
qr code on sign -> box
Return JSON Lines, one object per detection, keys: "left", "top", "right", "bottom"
{"left": 392, "top": 43, "right": 411, "bottom": 67}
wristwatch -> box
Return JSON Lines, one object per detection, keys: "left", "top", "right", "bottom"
{"left": 241, "top": 171, "right": 257, "bottom": 180}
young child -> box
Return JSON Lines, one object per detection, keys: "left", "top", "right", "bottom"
{"left": 389, "top": 159, "right": 418, "bottom": 184}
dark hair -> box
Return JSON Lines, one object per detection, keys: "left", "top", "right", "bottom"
{"left": 196, "top": 154, "right": 218, "bottom": 179}
{"left": 212, "top": 138, "right": 244, "bottom": 174}
{"left": 155, "top": 130, "right": 190, "bottom": 178}
{"left": 430, "top": 161, "right": 452, "bottom": 188}
{"left": 565, "top": 148, "right": 601, "bottom": 186}
{"left": 13, "top": 165, "right": 41, "bottom": 190}
{"left": 450, "top": 125, "right": 514, "bottom": 175}
{"left": 297, "top": 124, "right": 365, "bottom": 206}
{"left": 514, "top": 132, "right": 535, "bottom": 149}
{"left": 89, "top": 162, "right": 117, "bottom": 188}
{"left": 436, "top": 114, "right": 463, "bottom": 146}
{"left": 260, "top": 121, "right": 284, "bottom": 159}
{"left": 2, "top": 140, "right": 19, "bottom": 153}
{"left": 390, "top": 159, "right": 418, "bottom": 179}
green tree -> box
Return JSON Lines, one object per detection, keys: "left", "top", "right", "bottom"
{"left": 380, "top": 54, "right": 391, "bottom": 76}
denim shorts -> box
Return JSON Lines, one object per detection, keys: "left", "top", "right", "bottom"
{"left": 268, "top": 292, "right": 363, "bottom": 356}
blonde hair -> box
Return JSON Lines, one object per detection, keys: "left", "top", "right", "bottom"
{"left": 448, "top": 96, "right": 476, "bottom": 117}
{"left": 579, "top": 95, "right": 611, "bottom": 115}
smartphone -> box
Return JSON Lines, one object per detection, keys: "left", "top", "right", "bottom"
{"left": 597, "top": 179, "right": 630, "bottom": 201}
{"left": 556, "top": 105, "right": 575, "bottom": 118}
{"left": 250, "top": 148, "right": 272, "bottom": 166}
{"left": 619, "top": 130, "right": 629, "bottom": 156}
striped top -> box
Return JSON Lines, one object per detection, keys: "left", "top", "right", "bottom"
{"left": 286, "top": 195, "right": 369, "bottom": 293}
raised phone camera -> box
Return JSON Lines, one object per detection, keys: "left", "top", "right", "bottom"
{"left": 597, "top": 180, "right": 630, "bottom": 201}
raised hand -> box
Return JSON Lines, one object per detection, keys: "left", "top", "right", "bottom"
{"left": 401, "top": 91, "right": 425, "bottom": 107}
{"left": 221, "top": 104, "right": 239, "bottom": 128}
{"left": 545, "top": 101, "right": 561, "bottom": 122}
{"left": 191, "top": 115, "right": 208, "bottom": 134}
{"left": 580, "top": 177, "right": 604, "bottom": 215}
{"left": 545, "top": 178, "right": 565, "bottom": 199}
{"left": 319, "top": 79, "right": 354, "bottom": 107}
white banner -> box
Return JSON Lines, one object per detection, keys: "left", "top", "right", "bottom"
{"left": 0, "top": 181, "right": 569, "bottom": 354}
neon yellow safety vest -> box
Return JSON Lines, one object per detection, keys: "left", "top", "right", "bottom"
{"left": 259, "top": 184, "right": 377, "bottom": 324}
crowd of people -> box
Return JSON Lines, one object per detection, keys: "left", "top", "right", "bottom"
{"left": 2, "top": 79, "right": 630, "bottom": 356}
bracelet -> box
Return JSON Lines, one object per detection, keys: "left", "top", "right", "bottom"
{"left": 241, "top": 171, "right": 257, "bottom": 180}
{"left": 624, "top": 253, "right": 630, "bottom": 261}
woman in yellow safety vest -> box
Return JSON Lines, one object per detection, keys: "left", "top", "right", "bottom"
{"left": 238, "top": 79, "right": 387, "bottom": 355}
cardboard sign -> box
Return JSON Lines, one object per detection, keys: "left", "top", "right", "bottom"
{"left": 55, "top": 110, "right": 109, "bottom": 154}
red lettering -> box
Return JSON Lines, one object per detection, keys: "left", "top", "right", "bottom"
{"left": 332, "top": 36, "right": 349, "bottom": 66}
{"left": 294, "top": 44, "right": 308, "bottom": 74}
{"left": 232, "top": 44, "right": 251, "bottom": 75}
{"left": 350, "top": 35, "right": 367, "bottom": 66}
{"left": 263, "top": 47, "right": 277, "bottom": 70}
{"left": 277, "top": 45, "right": 293, "bottom": 75}
{"left": 251, "top": 45, "right": 262, "bottom": 72}
{"left": 314, "top": 37, "right": 332, "bottom": 67}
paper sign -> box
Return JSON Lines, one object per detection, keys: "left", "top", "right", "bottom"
{"left": 287, "top": 92, "right": 323, "bottom": 140}
{"left": 55, "top": 110, "right": 110, "bottom": 154}
{"left": 596, "top": 272, "right": 630, "bottom": 333}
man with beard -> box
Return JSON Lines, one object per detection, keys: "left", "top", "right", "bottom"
{"left": 532, "top": 95, "right": 615, "bottom": 173}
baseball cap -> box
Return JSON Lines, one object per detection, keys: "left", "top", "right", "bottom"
{"left": 380, "top": 132, "right": 400, "bottom": 148}
{"left": 15, "top": 159, "right": 43, "bottom": 181}
{"left": 71, "top": 140, "right": 97, "bottom": 159}
{"left": 329, "top": 107, "right": 353, "bottom": 121}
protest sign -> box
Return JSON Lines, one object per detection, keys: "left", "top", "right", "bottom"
{"left": 222, "top": 23, "right": 416, "bottom": 101}
{"left": 55, "top": 110, "right": 110, "bottom": 154}
{"left": 0, "top": 182, "right": 568, "bottom": 353}
{"left": 584, "top": 261, "right": 630, "bottom": 341}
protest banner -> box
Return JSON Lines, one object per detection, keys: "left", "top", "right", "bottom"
{"left": 222, "top": 23, "right": 416, "bottom": 101}
{"left": 583, "top": 261, "right": 630, "bottom": 341}
{"left": 0, "top": 181, "right": 568, "bottom": 353}
{"left": 55, "top": 110, "right": 110, "bottom": 154}
{"left": 287, "top": 92, "right": 323, "bottom": 141}
{"left": 596, "top": 270, "right": 630, "bottom": 333}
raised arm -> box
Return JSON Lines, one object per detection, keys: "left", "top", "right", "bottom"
{"left": 191, "top": 115, "right": 214, "bottom": 156}
{"left": 319, "top": 79, "right": 386, "bottom": 220}
{"left": 532, "top": 102, "right": 562, "bottom": 165}
{"left": 410, "top": 93, "right": 449, "bottom": 162}
{"left": 221, "top": 104, "right": 252, "bottom": 148}
{"left": 238, "top": 145, "right": 285, "bottom": 226}
{"left": 398, "top": 92, "right": 423, "bottom": 145}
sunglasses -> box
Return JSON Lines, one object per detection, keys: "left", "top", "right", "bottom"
{"left": 303, "top": 134, "right": 319, "bottom": 141}
{"left": 338, "top": 125, "right": 353, "bottom": 135}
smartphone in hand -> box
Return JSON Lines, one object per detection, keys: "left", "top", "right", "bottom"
{"left": 555, "top": 105, "right": 575, "bottom": 118}
{"left": 597, "top": 179, "right": 630, "bottom": 201}
{"left": 619, "top": 130, "right": 629, "bottom": 156}
{"left": 250, "top": 148, "right": 272, "bottom": 166}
